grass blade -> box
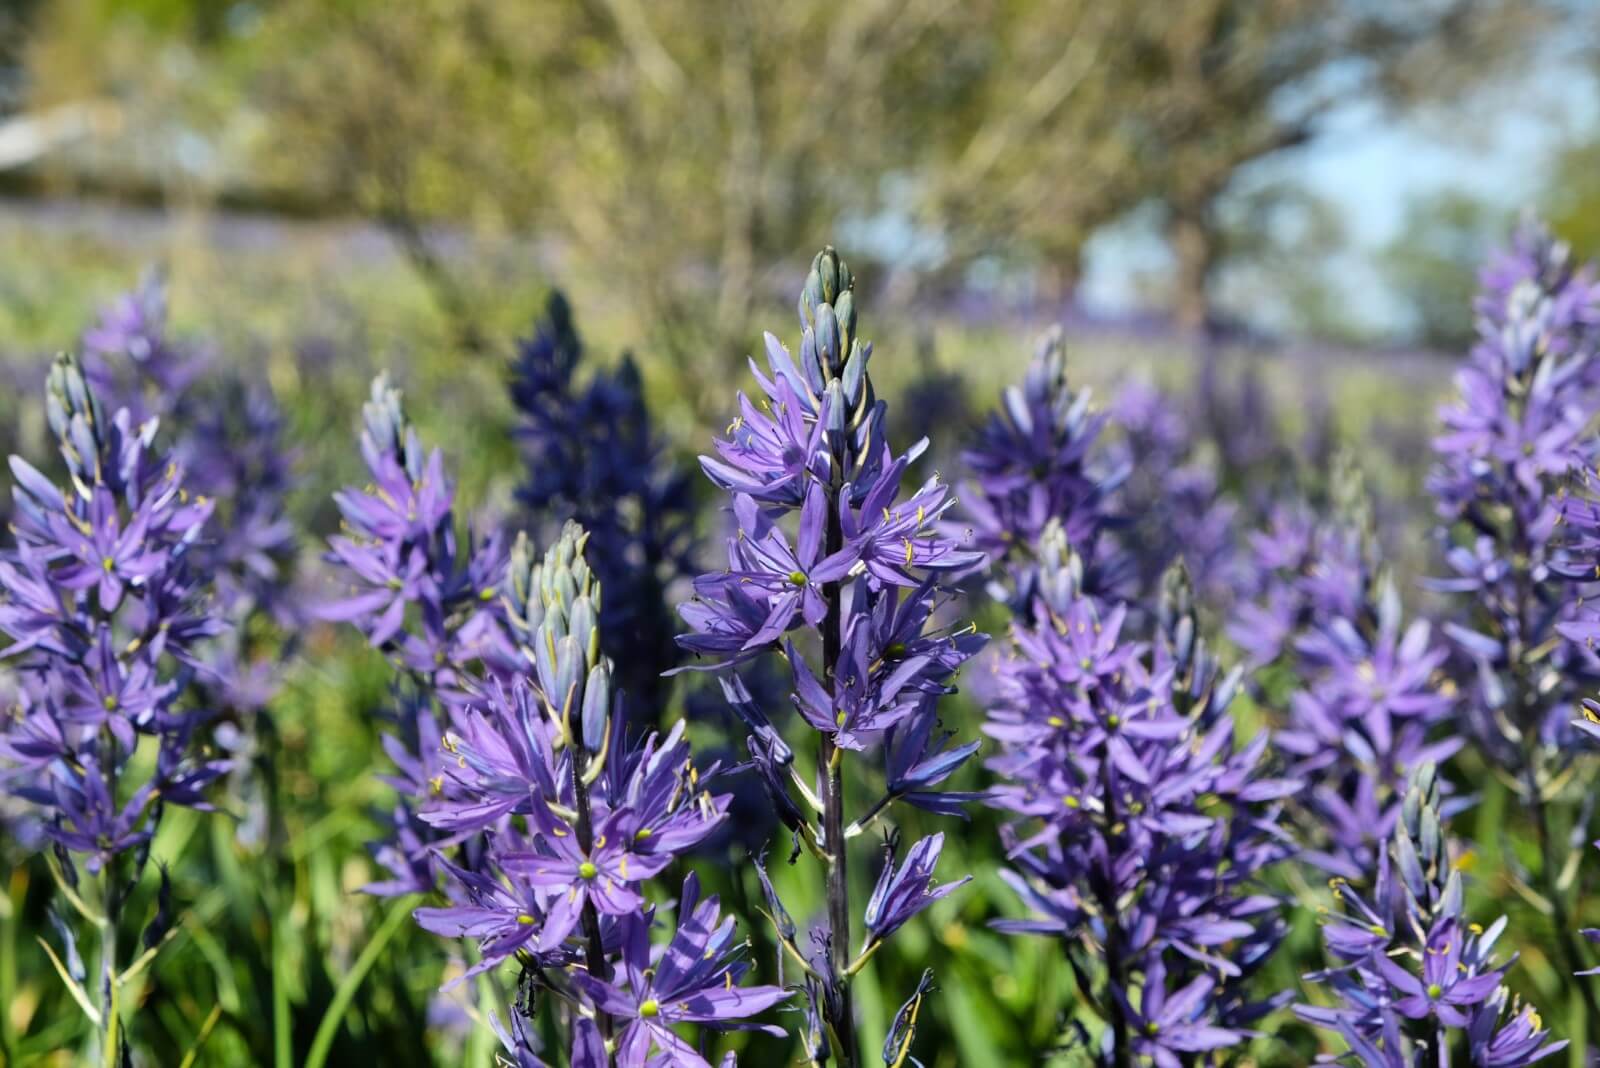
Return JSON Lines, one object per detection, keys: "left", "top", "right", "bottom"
{"left": 272, "top": 911, "right": 293, "bottom": 1068}
{"left": 177, "top": 1003, "right": 225, "bottom": 1068}
{"left": 303, "top": 897, "right": 415, "bottom": 1068}
{"left": 35, "top": 935, "right": 99, "bottom": 1026}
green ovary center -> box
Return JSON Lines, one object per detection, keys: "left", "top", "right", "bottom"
{"left": 640, "top": 999, "right": 660, "bottom": 1018}
{"left": 1427, "top": 983, "right": 1443, "bottom": 999}
{"left": 578, "top": 861, "right": 598, "bottom": 880}
{"left": 788, "top": 570, "right": 807, "bottom": 587}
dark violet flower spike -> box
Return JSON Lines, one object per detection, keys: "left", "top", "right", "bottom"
{"left": 510, "top": 290, "right": 695, "bottom": 709}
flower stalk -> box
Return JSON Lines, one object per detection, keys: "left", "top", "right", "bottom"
{"left": 677, "top": 246, "right": 985, "bottom": 1065}
{"left": 99, "top": 870, "right": 119, "bottom": 1068}
{"left": 1429, "top": 222, "right": 1600, "bottom": 1020}
{"left": 819, "top": 453, "right": 856, "bottom": 1067}
{"left": 0, "top": 352, "right": 226, "bottom": 1065}
{"left": 322, "top": 377, "right": 789, "bottom": 1063}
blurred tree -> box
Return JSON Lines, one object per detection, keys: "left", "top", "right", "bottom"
{"left": 1547, "top": 137, "right": 1600, "bottom": 261}
{"left": 0, "top": 0, "right": 44, "bottom": 115}
{"left": 1079, "top": 0, "right": 1551, "bottom": 335}
{"left": 1381, "top": 190, "right": 1508, "bottom": 350}
{"left": 1213, "top": 181, "right": 1355, "bottom": 341}
{"left": 2, "top": 0, "right": 1563, "bottom": 370}
{"left": 247, "top": 0, "right": 1006, "bottom": 395}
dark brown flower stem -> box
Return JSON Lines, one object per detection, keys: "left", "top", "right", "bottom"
{"left": 821, "top": 460, "right": 858, "bottom": 1067}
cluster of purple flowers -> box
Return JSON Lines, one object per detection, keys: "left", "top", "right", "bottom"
{"left": 420, "top": 530, "right": 787, "bottom": 1067}
{"left": 1230, "top": 460, "right": 1459, "bottom": 880}
{"left": 511, "top": 292, "right": 696, "bottom": 710}
{"left": 956, "top": 327, "right": 1124, "bottom": 601}
{"left": 1105, "top": 379, "right": 1239, "bottom": 605}
{"left": 675, "top": 248, "right": 986, "bottom": 1066}
{"left": 1298, "top": 763, "right": 1564, "bottom": 1066}
{"left": 0, "top": 353, "right": 227, "bottom": 1061}
{"left": 321, "top": 375, "right": 786, "bottom": 1064}
{"left": 983, "top": 522, "right": 1297, "bottom": 1066}
{"left": 1429, "top": 223, "right": 1600, "bottom": 763}
{"left": 78, "top": 273, "right": 302, "bottom": 847}
{"left": 321, "top": 374, "right": 507, "bottom": 692}
{"left": 1427, "top": 223, "right": 1600, "bottom": 999}
{"left": 955, "top": 333, "right": 1245, "bottom": 617}
{"left": 319, "top": 373, "right": 519, "bottom": 899}
{"left": 82, "top": 272, "right": 300, "bottom": 634}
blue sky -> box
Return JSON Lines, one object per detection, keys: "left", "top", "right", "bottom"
{"left": 1079, "top": 55, "right": 1600, "bottom": 338}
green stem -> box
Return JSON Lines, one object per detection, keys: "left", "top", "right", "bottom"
{"left": 272, "top": 910, "right": 293, "bottom": 1068}
{"left": 101, "top": 871, "right": 119, "bottom": 1068}
{"left": 0, "top": 866, "right": 19, "bottom": 1062}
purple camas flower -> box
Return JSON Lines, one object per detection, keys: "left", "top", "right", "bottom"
{"left": 1233, "top": 460, "right": 1460, "bottom": 880}
{"left": 1427, "top": 222, "right": 1600, "bottom": 994}
{"left": 1298, "top": 764, "right": 1565, "bottom": 1066}
{"left": 984, "top": 522, "right": 1297, "bottom": 1064}
{"left": 1106, "top": 378, "right": 1240, "bottom": 606}
{"left": 322, "top": 377, "right": 784, "bottom": 1063}
{"left": 1430, "top": 223, "right": 1600, "bottom": 758}
{"left": 414, "top": 551, "right": 780, "bottom": 1062}
{"left": 676, "top": 247, "right": 985, "bottom": 1066}
{"left": 0, "top": 353, "right": 226, "bottom": 1062}
{"left": 956, "top": 328, "right": 1121, "bottom": 599}
{"left": 321, "top": 373, "right": 507, "bottom": 692}
{"left": 862, "top": 831, "right": 967, "bottom": 944}
{"left": 319, "top": 375, "right": 515, "bottom": 896}
{"left": 571, "top": 876, "right": 789, "bottom": 1066}
{"left": 81, "top": 272, "right": 299, "bottom": 625}
{"left": 79, "top": 272, "right": 301, "bottom": 850}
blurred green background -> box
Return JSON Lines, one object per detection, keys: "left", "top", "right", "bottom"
{"left": 2, "top": 1, "right": 1600, "bottom": 1065}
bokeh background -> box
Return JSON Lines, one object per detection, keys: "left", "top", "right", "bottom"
{"left": 2, "top": 1, "right": 1600, "bottom": 1065}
